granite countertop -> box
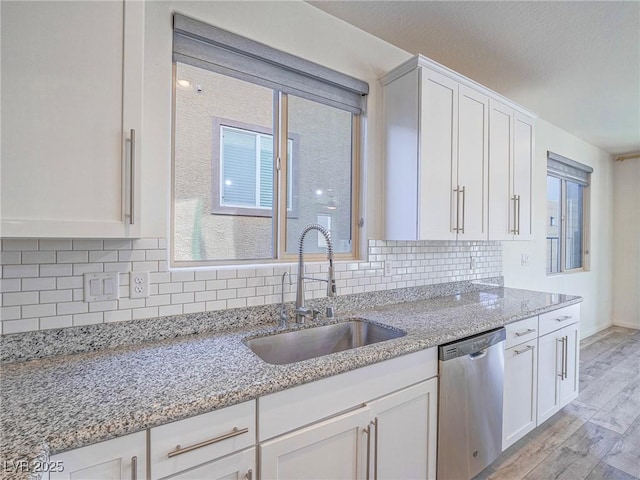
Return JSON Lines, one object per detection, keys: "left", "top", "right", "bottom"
{"left": 0, "top": 286, "right": 581, "bottom": 480}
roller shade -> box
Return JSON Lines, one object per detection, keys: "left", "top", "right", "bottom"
{"left": 173, "top": 13, "right": 369, "bottom": 114}
{"left": 547, "top": 151, "right": 593, "bottom": 186}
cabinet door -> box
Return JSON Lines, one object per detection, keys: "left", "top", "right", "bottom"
{"left": 1, "top": 0, "right": 143, "bottom": 238}
{"left": 503, "top": 341, "right": 538, "bottom": 449}
{"left": 457, "top": 86, "right": 489, "bottom": 240}
{"left": 165, "top": 448, "right": 254, "bottom": 480}
{"left": 512, "top": 113, "right": 534, "bottom": 240}
{"left": 559, "top": 322, "right": 580, "bottom": 406}
{"left": 488, "top": 100, "right": 515, "bottom": 240}
{"left": 49, "top": 431, "right": 146, "bottom": 480}
{"left": 368, "top": 378, "right": 437, "bottom": 480}
{"left": 537, "top": 332, "right": 562, "bottom": 424}
{"left": 260, "top": 407, "right": 369, "bottom": 480}
{"left": 418, "top": 68, "right": 458, "bottom": 240}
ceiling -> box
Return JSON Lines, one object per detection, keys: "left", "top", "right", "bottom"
{"left": 308, "top": 1, "right": 640, "bottom": 156}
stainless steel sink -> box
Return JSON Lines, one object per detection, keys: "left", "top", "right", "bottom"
{"left": 244, "top": 320, "right": 405, "bottom": 365}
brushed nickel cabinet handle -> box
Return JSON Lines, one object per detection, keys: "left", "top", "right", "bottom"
{"left": 514, "top": 328, "right": 536, "bottom": 337}
{"left": 129, "top": 128, "right": 136, "bottom": 225}
{"left": 563, "top": 335, "right": 569, "bottom": 380}
{"left": 460, "top": 186, "right": 466, "bottom": 234}
{"left": 167, "top": 427, "right": 249, "bottom": 458}
{"left": 514, "top": 345, "right": 535, "bottom": 356}
{"left": 245, "top": 469, "right": 252, "bottom": 480}
{"left": 555, "top": 315, "right": 572, "bottom": 322}
{"left": 364, "top": 424, "right": 372, "bottom": 480}
{"left": 516, "top": 194, "right": 521, "bottom": 235}
{"left": 130, "top": 456, "right": 137, "bottom": 480}
{"left": 453, "top": 187, "right": 460, "bottom": 233}
{"left": 557, "top": 337, "right": 566, "bottom": 378}
{"left": 373, "top": 418, "right": 379, "bottom": 480}
{"left": 510, "top": 195, "right": 518, "bottom": 234}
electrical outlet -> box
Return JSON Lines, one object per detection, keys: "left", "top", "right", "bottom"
{"left": 521, "top": 254, "right": 530, "bottom": 267}
{"left": 385, "top": 260, "right": 394, "bottom": 276}
{"left": 469, "top": 256, "right": 476, "bottom": 271}
{"left": 130, "top": 271, "right": 150, "bottom": 298}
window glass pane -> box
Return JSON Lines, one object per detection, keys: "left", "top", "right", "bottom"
{"left": 259, "top": 135, "right": 273, "bottom": 208}
{"left": 285, "top": 95, "right": 353, "bottom": 254}
{"left": 174, "top": 63, "right": 274, "bottom": 262}
{"left": 565, "top": 181, "right": 583, "bottom": 270}
{"left": 222, "top": 128, "right": 257, "bottom": 207}
{"left": 546, "top": 176, "right": 561, "bottom": 274}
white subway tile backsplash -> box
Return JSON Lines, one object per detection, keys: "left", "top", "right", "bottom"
{"left": 21, "top": 278, "right": 56, "bottom": 292}
{"left": 22, "top": 251, "right": 56, "bottom": 264}
{"left": 22, "top": 303, "right": 56, "bottom": 319}
{"left": 3, "top": 265, "right": 39, "bottom": 278}
{"left": 40, "top": 315, "right": 73, "bottom": 330}
{"left": 0, "top": 279, "right": 21, "bottom": 293}
{"left": 3, "top": 291, "right": 38, "bottom": 306}
{"left": 0, "top": 237, "right": 502, "bottom": 333}
{"left": 0, "top": 306, "right": 21, "bottom": 321}
{"left": 73, "top": 312, "right": 103, "bottom": 326}
{"left": 57, "top": 301, "right": 88, "bottom": 315}
{"left": 0, "top": 252, "right": 22, "bottom": 265}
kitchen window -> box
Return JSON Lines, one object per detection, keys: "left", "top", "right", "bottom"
{"left": 546, "top": 152, "right": 592, "bottom": 274}
{"left": 171, "top": 14, "right": 368, "bottom": 266}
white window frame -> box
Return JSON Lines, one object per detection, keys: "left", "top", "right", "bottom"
{"left": 546, "top": 152, "right": 592, "bottom": 275}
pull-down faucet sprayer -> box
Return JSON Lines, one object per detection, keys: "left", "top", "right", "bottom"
{"left": 294, "top": 224, "right": 336, "bottom": 324}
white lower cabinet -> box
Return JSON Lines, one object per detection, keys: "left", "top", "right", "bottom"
{"left": 260, "top": 408, "right": 369, "bottom": 480}
{"left": 367, "top": 379, "right": 438, "bottom": 480}
{"left": 164, "top": 448, "right": 255, "bottom": 480}
{"left": 259, "top": 378, "right": 438, "bottom": 480}
{"left": 502, "top": 339, "right": 538, "bottom": 449}
{"left": 537, "top": 321, "right": 580, "bottom": 424}
{"left": 503, "top": 304, "right": 581, "bottom": 450}
{"left": 149, "top": 400, "right": 255, "bottom": 480}
{"left": 49, "top": 431, "right": 146, "bottom": 480}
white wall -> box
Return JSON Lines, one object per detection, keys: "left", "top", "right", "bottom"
{"left": 612, "top": 159, "right": 640, "bottom": 329}
{"left": 502, "top": 119, "right": 615, "bottom": 338}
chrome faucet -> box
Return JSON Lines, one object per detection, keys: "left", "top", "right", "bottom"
{"left": 294, "top": 224, "right": 337, "bottom": 324}
{"left": 279, "top": 271, "right": 291, "bottom": 327}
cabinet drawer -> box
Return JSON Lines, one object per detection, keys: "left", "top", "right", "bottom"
{"left": 539, "top": 304, "right": 580, "bottom": 336}
{"left": 150, "top": 400, "right": 255, "bottom": 479}
{"left": 505, "top": 316, "right": 538, "bottom": 349}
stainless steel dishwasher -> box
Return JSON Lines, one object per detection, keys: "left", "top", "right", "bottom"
{"left": 437, "top": 327, "right": 506, "bottom": 480}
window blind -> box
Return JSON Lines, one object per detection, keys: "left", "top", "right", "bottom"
{"left": 173, "top": 13, "right": 369, "bottom": 115}
{"left": 547, "top": 151, "right": 593, "bottom": 186}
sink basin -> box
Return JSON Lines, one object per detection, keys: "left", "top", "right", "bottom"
{"left": 244, "top": 320, "right": 405, "bottom": 365}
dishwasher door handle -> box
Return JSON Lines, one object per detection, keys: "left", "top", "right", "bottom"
{"left": 469, "top": 349, "right": 488, "bottom": 359}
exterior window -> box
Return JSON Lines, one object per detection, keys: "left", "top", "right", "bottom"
{"left": 546, "top": 152, "right": 592, "bottom": 274}
{"left": 215, "top": 123, "right": 293, "bottom": 215}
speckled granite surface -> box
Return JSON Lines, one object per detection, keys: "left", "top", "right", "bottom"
{"left": 0, "top": 285, "right": 581, "bottom": 480}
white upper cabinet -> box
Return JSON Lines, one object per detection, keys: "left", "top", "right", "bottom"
{"left": 488, "top": 100, "right": 535, "bottom": 240}
{"left": 382, "top": 55, "right": 535, "bottom": 242}
{"left": 0, "top": 0, "right": 143, "bottom": 238}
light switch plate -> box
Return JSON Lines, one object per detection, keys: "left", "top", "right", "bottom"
{"left": 130, "top": 271, "right": 150, "bottom": 298}
{"left": 521, "top": 254, "right": 530, "bottom": 266}
{"left": 84, "top": 272, "right": 119, "bottom": 302}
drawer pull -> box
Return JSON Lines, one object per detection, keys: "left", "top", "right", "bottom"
{"left": 555, "top": 315, "right": 572, "bottom": 322}
{"left": 245, "top": 469, "right": 253, "bottom": 480}
{"left": 514, "top": 345, "right": 535, "bottom": 356}
{"left": 514, "top": 328, "right": 536, "bottom": 337}
{"left": 167, "top": 427, "right": 249, "bottom": 458}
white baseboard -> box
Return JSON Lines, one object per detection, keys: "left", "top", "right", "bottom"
{"left": 612, "top": 321, "right": 640, "bottom": 330}
{"left": 581, "top": 322, "right": 614, "bottom": 339}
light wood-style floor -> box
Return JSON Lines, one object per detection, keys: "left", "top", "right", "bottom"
{"left": 477, "top": 326, "right": 640, "bottom": 480}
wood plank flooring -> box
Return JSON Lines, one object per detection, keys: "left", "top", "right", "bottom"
{"left": 476, "top": 326, "right": 640, "bottom": 480}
